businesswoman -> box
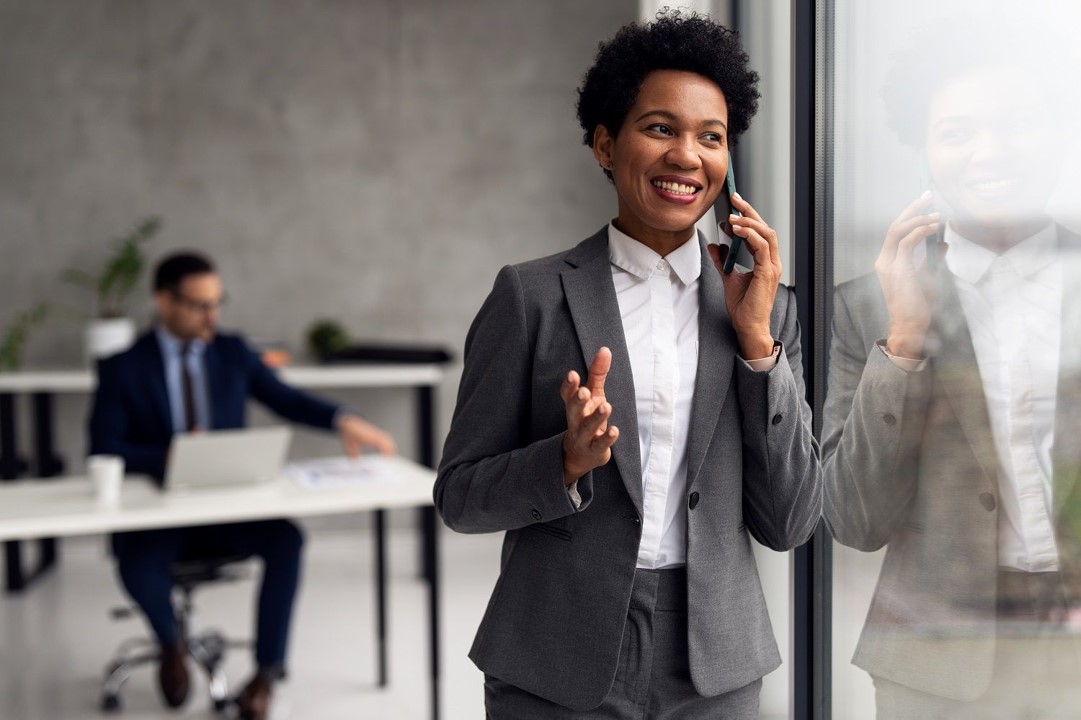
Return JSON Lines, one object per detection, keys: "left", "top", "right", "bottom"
{"left": 435, "top": 11, "right": 820, "bottom": 719}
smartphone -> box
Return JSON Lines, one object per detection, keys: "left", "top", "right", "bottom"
{"left": 716, "top": 151, "right": 753, "bottom": 273}
{"left": 919, "top": 157, "right": 946, "bottom": 273}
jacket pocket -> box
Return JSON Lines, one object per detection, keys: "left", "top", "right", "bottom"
{"left": 527, "top": 522, "right": 572, "bottom": 542}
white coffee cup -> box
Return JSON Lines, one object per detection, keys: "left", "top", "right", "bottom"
{"left": 87, "top": 455, "right": 124, "bottom": 507}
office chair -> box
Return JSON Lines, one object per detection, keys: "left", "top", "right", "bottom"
{"left": 100, "top": 554, "right": 251, "bottom": 713}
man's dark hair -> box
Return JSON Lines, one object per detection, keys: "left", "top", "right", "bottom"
{"left": 883, "top": 15, "right": 1068, "bottom": 148}
{"left": 153, "top": 252, "right": 215, "bottom": 293}
{"left": 576, "top": 10, "right": 760, "bottom": 180}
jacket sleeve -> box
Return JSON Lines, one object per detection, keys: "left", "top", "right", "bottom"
{"left": 244, "top": 339, "right": 340, "bottom": 430}
{"left": 734, "top": 286, "right": 823, "bottom": 551}
{"left": 435, "top": 265, "right": 591, "bottom": 534}
{"left": 820, "top": 286, "right": 931, "bottom": 551}
{"left": 88, "top": 356, "right": 169, "bottom": 480}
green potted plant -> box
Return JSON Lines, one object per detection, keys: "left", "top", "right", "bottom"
{"left": 63, "top": 216, "right": 161, "bottom": 361}
{"left": 0, "top": 303, "right": 50, "bottom": 372}
{"left": 306, "top": 319, "right": 350, "bottom": 362}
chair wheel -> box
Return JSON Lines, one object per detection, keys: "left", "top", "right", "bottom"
{"left": 101, "top": 693, "right": 121, "bottom": 713}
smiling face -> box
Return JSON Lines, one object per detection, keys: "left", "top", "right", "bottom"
{"left": 925, "top": 64, "right": 1062, "bottom": 247}
{"left": 592, "top": 69, "right": 729, "bottom": 255}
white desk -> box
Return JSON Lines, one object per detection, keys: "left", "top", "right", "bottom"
{"left": 0, "top": 363, "right": 446, "bottom": 720}
{"left": 0, "top": 364, "right": 444, "bottom": 583}
{"left": 0, "top": 364, "right": 444, "bottom": 394}
{"left": 0, "top": 456, "right": 441, "bottom": 719}
{"left": 0, "top": 455, "right": 435, "bottom": 540}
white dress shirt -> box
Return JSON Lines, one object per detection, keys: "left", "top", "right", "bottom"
{"left": 607, "top": 223, "right": 703, "bottom": 569}
{"left": 565, "top": 224, "right": 778, "bottom": 567}
{"left": 945, "top": 223, "right": 1062, "bottom": 572}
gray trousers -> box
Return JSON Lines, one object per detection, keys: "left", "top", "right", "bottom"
{"left": 874, "top": 570, "right": 1081, "bottom": 720}
{"left": 485, "top": 567, "right": 762, "bottom": 720}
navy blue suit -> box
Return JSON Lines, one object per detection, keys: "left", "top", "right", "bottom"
{"left": 89, "top": 330, "right": 340, "bottom": 671}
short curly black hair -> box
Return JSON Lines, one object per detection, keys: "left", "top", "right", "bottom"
{"left": 576, "top": 10, "right": 760, "bottom": 180}
{"left": 883, "top": 15, "right": 1068, "bottom": 148}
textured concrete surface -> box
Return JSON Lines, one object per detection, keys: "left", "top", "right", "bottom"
{"left": 0, "top": 0, "right": 634, "bottom": 474}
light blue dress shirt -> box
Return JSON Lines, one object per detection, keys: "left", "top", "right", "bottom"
{"left": 155, "top": 326, "right": 211, "bottom": 432}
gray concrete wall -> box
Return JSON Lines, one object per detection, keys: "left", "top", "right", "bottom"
{"left": 0, "top": 0, "right": 635, "bottom": 496}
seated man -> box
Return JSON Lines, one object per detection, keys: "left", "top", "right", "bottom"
{"left": 88, "top": 251, "right": 395, "bottom": 719}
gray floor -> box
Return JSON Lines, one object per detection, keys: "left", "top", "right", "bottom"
{"left": 0, "top": 522, "right": 501, "bottom": 720}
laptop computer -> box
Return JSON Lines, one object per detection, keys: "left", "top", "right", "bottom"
{"left": 164, "top": 426, "right": 293, "bottom": 491}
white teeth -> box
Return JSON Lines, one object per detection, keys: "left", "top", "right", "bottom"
{"left": 652, "top": 180, "right": 698, "bottom": 195}
{"left": 969, "top": 178, "right": 1020, "bottom": 193}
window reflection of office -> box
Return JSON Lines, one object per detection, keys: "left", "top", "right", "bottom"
{"left": 823, "top": 3, "right": 1081, "bottom": 718}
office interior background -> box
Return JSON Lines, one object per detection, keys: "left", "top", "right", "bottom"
{"left": 4, "top": 0, "right": 1079, "bottom": 718}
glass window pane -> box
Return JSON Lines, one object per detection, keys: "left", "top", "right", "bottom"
{"left": 823, "top": 1, "right": 1081, "bottom": 718}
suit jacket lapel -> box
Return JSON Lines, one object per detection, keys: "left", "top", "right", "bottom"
{"left": 1053, "top": 232, "right": 1081, "bottom": 515}
{"left": 561, "top": 229, "right": 643, "bottom": 513}
{"left": 138, "top": 332, "right": 173, "bottom": 436}
{"left": 203, "top": 339, "right": 221, "bottom": 430}
{"left": 931, "top": 268, "right": 1002, "bottom": 491}
{"left": 687, "top": 237, "right": 738, "bottom": 489}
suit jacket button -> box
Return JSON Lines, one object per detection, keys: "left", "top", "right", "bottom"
{"left": 882, "top": 413, "right": 897, "bottom": 425}
{"left": 689, "top": 491, "right": 700, "bottom": 510}
{"left": 979, "top": 493, "right": 996, "bottom": 511}
{"left": 771, "top": 414, "right": 783, "bottom": 425}
{"left": 530, "top": 509, "right": 542, "bottom": 521}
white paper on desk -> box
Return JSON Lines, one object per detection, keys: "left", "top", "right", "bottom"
{"left": 287, "top": 456, "right": 401, "bottom": 488}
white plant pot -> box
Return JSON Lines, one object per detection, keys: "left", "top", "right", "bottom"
{"left": 85, "top": 318, "right": 136, "bottom": 363}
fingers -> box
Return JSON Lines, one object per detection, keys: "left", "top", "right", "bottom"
{"left": 897, "top": 191, "right": 934, "bottom": 224}
{"left": 340, "top": 417, "right": 397, "bottom": 457}
{"left": 560, "top": 370, "right": 581, "bottom": 404}
{"left": 589, "top": 424, "right": 619, "bottom": 454}
{"left": 730, "top": 192, "right": 762, "bottom": 222}
{"left": 577, "top": 399, "right": 611, "bottom": 437}
{"left": 729, "top": 215, "right": 780, "bottom": 276}
{"left": 879, "top": 221, "right": 940, "bottom": 274}
{"left": 585, "top": 347, "right": 611, "bottom": 395}
{"left": 880, "top": 194, "right": 939, "bottom": 264}
{"left": 730, "top": 194, "right": 781, "bottom": 272}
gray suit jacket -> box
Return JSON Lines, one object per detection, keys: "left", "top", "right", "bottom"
{"left": 822, "top": 227, "right": 1081, "bottom": 700}
{"left": 435, "top": 227, "right": 821, "bottom": 711}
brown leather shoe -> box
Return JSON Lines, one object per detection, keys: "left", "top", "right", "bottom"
{"left": 157, "top": 643, "right": 190, "bottom": 708}
{"left": 237, "top": 673, "right": 273, "bottom": 720}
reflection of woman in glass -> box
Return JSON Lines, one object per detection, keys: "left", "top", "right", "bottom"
{"left": 823, "top": 18, "right": 1081, "bottom": 718}
{"left": 436, "top": 11, "right": 820, "bottom": 719}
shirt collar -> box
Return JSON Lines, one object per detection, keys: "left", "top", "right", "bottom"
{"left": 606, "top": 222, "right": 702, "bottom": 285}
{"left": 155, "top": 324, "right": 205, "bottom": 357}
{"left": 945, "top": 221, "right": 1058, "bottom": 284}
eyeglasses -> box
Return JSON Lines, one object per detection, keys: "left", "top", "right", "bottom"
{"left": 170, "top": 290, "right": 228, "bottom": 315}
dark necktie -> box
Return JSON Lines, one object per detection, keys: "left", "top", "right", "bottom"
{"left": 181, "top": 343, "right": 196, "bottom": 432}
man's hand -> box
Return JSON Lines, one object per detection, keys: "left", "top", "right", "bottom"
{"left": 707, "top": 193, "right": 781, "bottom": 359}
{"left": 336, "top": 414, "right": 397, "bottom": 458}
{"left": 876, "top": 192, "right": 942, "bottom": 358}
{"left": 560, "top": 347, "right": 619, "bottom": 486}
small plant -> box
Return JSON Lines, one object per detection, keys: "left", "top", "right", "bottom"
{"left": 306, "top": 319, "right": 350, "bottom": 361}
{"left": 0, "top": 303, "right": 50, "bottom": 371}
{"left": 63, "top": 216, "right": 162, "bottom": 318}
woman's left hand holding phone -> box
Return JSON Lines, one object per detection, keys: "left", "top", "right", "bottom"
{"left": 707, "top": 193, "right": 782, "bottom": 359}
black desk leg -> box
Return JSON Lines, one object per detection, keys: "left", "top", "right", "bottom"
{"left": 415, "top": 384, "right": 440, "bottom": 719}
{"left": 32, "top": 392, "right": 61, "bottom": 574}
{"left": 2, "top": 392, "right": 28, "bottom": 592}
{"left": 2, "top": 392, "right": 63, "bottom": 593}
{"left": 374, "top": 508, "right": 388, "bottom": 687}
{"left": 417, "top": 386, "right": 436, "bottom": 583}
{"left": 425, "top": 503, "right": 441, "bottom": 720}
